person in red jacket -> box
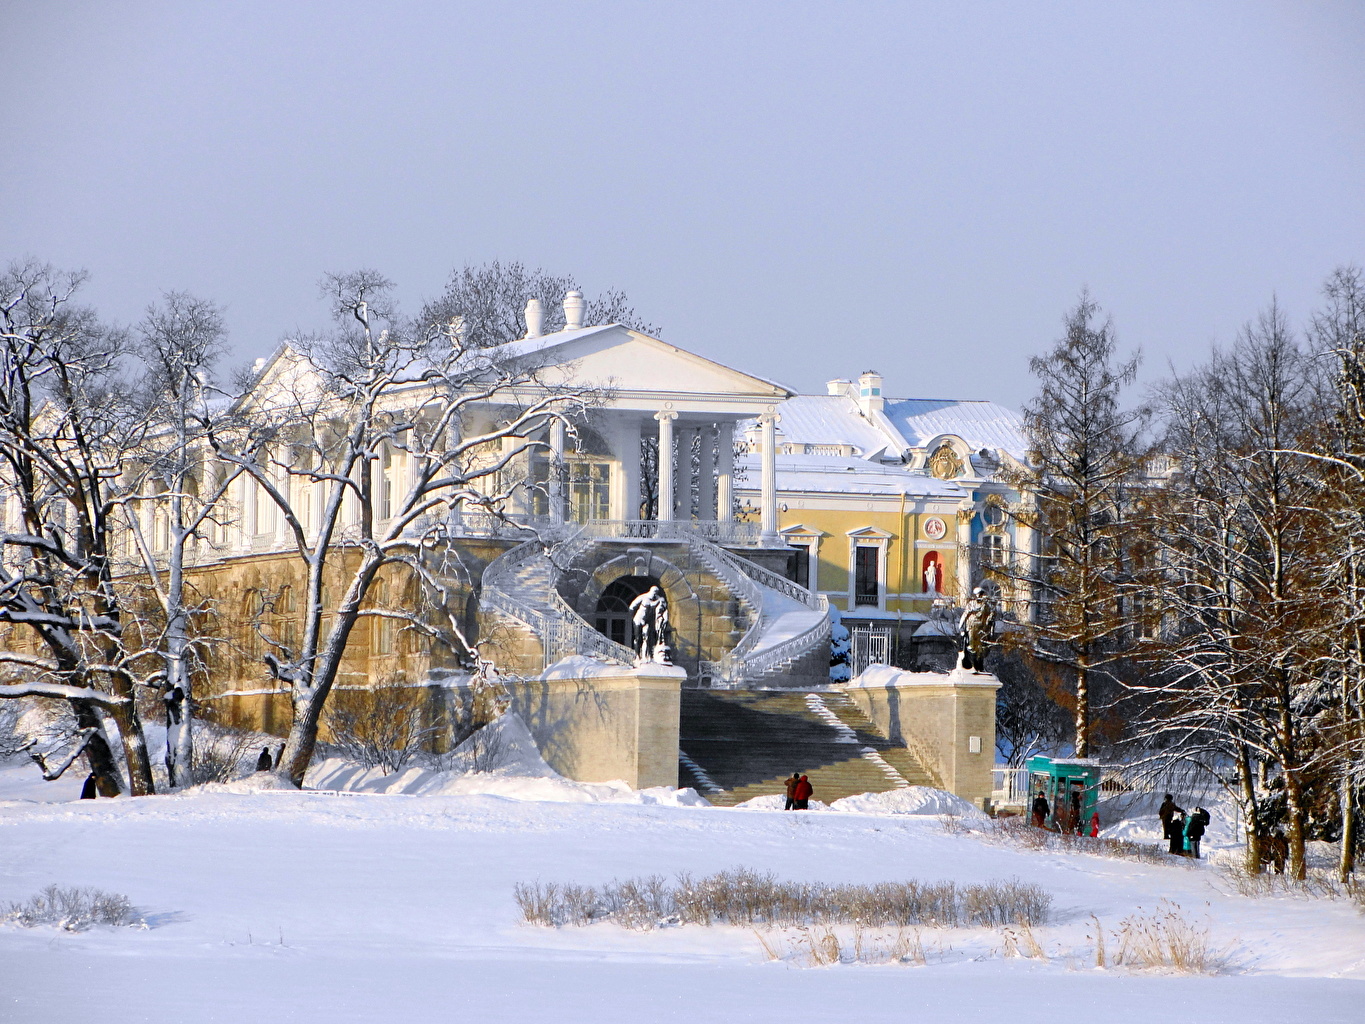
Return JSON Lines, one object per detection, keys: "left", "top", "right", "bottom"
{"left": 1089, "top": 811, "right": 1100, "bottom": 837}
{"left": 793, "top": 774, "right": 813, "bottom": 810}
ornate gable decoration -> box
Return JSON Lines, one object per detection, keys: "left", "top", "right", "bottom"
{"left": 928, "top": 443, "right": 964, "bottom": 480}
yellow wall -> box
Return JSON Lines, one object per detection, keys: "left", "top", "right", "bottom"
{"left": 777, "top": 505, "right": 961, "bottom": 615}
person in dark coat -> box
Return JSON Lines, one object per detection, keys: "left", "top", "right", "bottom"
{"left": 255, "top": 746, "right": 273, "bottom": 772}
{"left": 1185, "top": 807, "right": 1209, "bottom": 859}
{"left": 80, "top": 773, "right": 98, "bottom": 799}
{"left": 783, "top": 772, "right": 801, "bottom": 811}
{"left": 1031, "top": 789, "right": 1049, "bottom": 829}
{"left": 793, "top": 774, "right": 813, "bottom": 810}
{"left": 1069, "top": 785, "right": 1084, "bottom": 835}
{"left": 1158, "top": 794, "right": 1183, "bottom": 839}
{"left": 1168, "top": 810, "right": 1188, "bottom": 855}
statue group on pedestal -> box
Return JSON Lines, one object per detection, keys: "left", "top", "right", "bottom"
{"left": 628, "top": 585, "right": 671, "bottom": 665}
{"left": 957, "top": 586, "right": 995, "bottom": 673}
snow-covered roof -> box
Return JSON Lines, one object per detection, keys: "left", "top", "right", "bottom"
{"left": 735, "top": 453, "right": 965, "bottom": 498}
{"left": 882, "top": 398, "right": 1029, "bottom": 459}
{"left": 759, "top": 395, "right": 897, "bottom": 457}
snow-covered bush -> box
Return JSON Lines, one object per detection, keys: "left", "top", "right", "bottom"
{"left": 829, "top": 615, "right": 851, "bottom": 683}
{"left": 4, "top": 885, "right": 142, "bottom": 932}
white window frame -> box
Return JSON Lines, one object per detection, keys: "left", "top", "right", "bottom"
{"left": 846, "top": 527, "right": 892, "bottom": 613}
{"left": 779, "top": 524, "right": 823, "bottom": 593}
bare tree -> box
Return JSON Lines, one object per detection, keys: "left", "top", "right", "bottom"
{"left": 1007, "top": 292, "right": 1148, "bottom": 758}
{"left": 1307, "top": 265, "right": 1365, "bottom": 880}
{"left": 419, "top": 261, "right": 658, "bottom": 349}
{"left": 0, "top": 260, "right": 157, "bottom": 795}
{"left": 1132, "top": 304, "right": 1328, "bottom": 877}
{"left": 211, "top": 270, "right": 603, "bottom": 787}
{"left": 123, "top": 292, "right": 242, "bottom": 787}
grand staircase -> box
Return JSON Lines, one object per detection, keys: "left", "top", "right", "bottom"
{"left": 677, "top": 688, "right": 937, "bottom": 806}
{"left": 479, "top": 522, "right": 831, "bottom": 687}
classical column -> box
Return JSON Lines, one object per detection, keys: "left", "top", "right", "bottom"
{"left": 759, "top": 410, "right": 780, "bottom": 538}
{"left": 955, "top": 503, "right": 975, "bottom": 599}
{"left": 615, "top": 418, "right": 642, "bottom": 521}
{"left": 697, "top": 424, "right": 717, "bottom": 520}
{"left": 548, "top": 419, "right": 566, "bottom": 523}
{"left": 654, "top": 410, "right": 677, "bottom": 521}
{"left": 715, "top": 422, "right": 735, "bottom": 523}
{"left": 677, "top": 425, "right": 698, "bottom": 520}
{"left": 240, "top": 473, "right": 256, "bottom": 550}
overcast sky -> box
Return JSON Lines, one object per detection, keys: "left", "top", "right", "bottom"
{"left": 3, "top": 2, "right": 1363, "bottom": 409}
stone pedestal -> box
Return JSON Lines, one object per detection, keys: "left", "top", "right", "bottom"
{"left": 502, "top": 660, "right": 685, "bottom": 790}
{"left": 843, "top": 666, "right": 1000, "bottom": 809}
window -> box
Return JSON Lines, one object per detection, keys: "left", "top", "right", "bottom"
{"left": 980, "top": 533, "right": 1006, "bottom": 568}
{"left": 568, "top": 462, "right": 611, "bottom": 523}
{"left": 982, "top": 502, "right": 1006, "bottom": 527}
{"left": 380, "top": 447, "right": 394, "bottom": 520}
{"left": 789, "top": 542, "right": 812, "bottom": 589}
{"left": 854, "top": 545, "right": 880, "bottom": 606}
{"left": 530, "top": 458, "right": 612, "bottom": 522}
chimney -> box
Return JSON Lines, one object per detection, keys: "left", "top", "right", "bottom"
{"left": 826, "top": 378, "right": 852, "bottom": 397}
{"left": 563, "top": 290, "right": 585, "bottom": 331}
{"left": 523, "top": 298, "right": 543, "bottom": 339}
{"left": 856, "top": 370, "right": 884, "bottom": 415}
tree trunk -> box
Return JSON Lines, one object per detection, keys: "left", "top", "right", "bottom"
{"left": 1341, "top": 779, "right": 1357, "bottom": 882}
{"left": 1074, "top": 660, "right": 1090, "bottom": 758}
{"left": 162, "top": 615, "right": 193, "bottom": 788}
{"left": 1283, "top": 767, "right": 1308, "bottom": 881}
{"left": 1238, "top": 746, "right": 1262, "bottom": 874}
{"left": 69, "top": 698, "right": 123, "bottom": 796}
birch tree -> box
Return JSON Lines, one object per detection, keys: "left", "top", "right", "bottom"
{"left": 212, "top": 270, "right": 602, "bottom": 787}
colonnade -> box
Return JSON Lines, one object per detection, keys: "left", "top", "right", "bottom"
{"left": 653, "top": 410, "right": 779, "bottom": 536}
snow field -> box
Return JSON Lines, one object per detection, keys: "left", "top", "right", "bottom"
{"left": 1, "top": 759, "right": 1363, "bottom": 1023}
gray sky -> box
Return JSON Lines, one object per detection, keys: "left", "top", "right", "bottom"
{"left": 3, "top": 1, "right": 1363, "bottom": 409}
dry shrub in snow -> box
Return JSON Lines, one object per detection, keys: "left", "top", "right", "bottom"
{"left": 191, "top": 731, "right": 256, "bottom": 785}
{"left": 1110, "top": 900, "right": 1236, "bottom": 974}
{"left": 985, "top": 816, "right": 1172, "bottom": 865}
{"left": 1223, "top": 865, "right": 1359, "bottom": 904}
{"left": 515, "top": 868, "right": 1051, "bottom": 930}
{"left": 4, "top": 885, "right": 141, "bottom": 932}
{"left": 758, "top": 925, "right": 930, "bottom": 967}
{"left": 323, "top": 676, "right": 432, "bottom": 775}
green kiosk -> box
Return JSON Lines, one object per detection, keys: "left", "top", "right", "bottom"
{"left": 1026, "top": 756, "right": 1102, "bottom": 833}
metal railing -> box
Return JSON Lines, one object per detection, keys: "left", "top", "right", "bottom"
{"left": 480, "top": 533, "right": 635, "bottom": 669}
{"left": 741, "top": 595, "right": 832, "bottom": 680}
{"left": 992, "top": 766, "right": 1030, "bottom": 807}
{"left": 580, "top": 518, "right": 766, "bottom": 546}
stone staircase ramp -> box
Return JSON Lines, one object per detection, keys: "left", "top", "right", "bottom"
{"left": 678, "top": 689, "right": 935, "bottom": 806}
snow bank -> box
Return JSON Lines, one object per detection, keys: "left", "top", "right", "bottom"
{"left": 304, "top": 711, "right": 709, "bottom": 807}
{"left": 847, "top": 664, "right": 993, "bottom": 687}
{"left": 827, "top": 786, "right": 986, "bottom": 818}
{"left": 733, "top": 794, "right": 828, "bottom": 811}
{"left": 195, "top": 771, "right": 298, "bottom": 794}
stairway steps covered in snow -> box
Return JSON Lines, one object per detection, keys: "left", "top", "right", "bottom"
{"left": 678, "top": 689, "right": 936, "bottom": 806}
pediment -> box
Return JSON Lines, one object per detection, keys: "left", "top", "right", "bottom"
{"left": 508, "top": 326, "right": 793, "bottom": 406}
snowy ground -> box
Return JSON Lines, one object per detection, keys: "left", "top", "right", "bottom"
{"left": 2, "top": 756, "right": 1363, "bottom": 1023}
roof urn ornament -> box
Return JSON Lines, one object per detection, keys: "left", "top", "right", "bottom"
{"left": 523, "top": 298, "right": 544, "bottom": 339}
{"left": 563, "top": 290, "right": 585, "bottom": 331}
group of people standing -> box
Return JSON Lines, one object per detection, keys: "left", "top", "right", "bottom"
{"left": 783, "top": 772, "right": 813, "bottom": 810}
{"left": 1158, "top": 794, "right": 1211, "bottom": 858}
